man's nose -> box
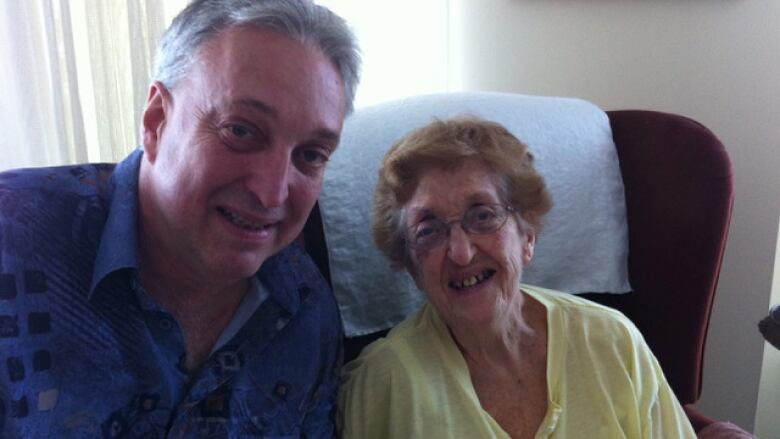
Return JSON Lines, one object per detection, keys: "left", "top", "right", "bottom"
{"left": 246, "top": 147, "right": 292, "bottom": 208}
{"left": 446, "top": 224, "right": 475, "bottom": 266}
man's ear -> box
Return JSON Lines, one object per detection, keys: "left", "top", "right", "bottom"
{"left": 522, "top": 232, "right": 536, "bottom": 266}
{"left": 141, "top": 81, "right": 171, "bottom": 163}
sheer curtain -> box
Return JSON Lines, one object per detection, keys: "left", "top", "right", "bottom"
{"left": 0, "top": 0, "right": 176, "bottom": 171}
{"left": 0, "top": 0, "right": 451, "bottom": 171}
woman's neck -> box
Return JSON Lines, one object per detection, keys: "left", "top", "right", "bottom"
{"left": 448, "top": 290, "right": 547, "bottom": 371}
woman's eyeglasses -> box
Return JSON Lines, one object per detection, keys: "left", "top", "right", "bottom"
{"left": 406, "top": 204, "right": 518, "bottom": 251}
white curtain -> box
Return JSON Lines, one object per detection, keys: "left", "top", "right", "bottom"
{"left": 0, "top": 0, "right": 450, "bottom": 171}
{"left": 0, "top": 0, "right": 173, "bottom": 171}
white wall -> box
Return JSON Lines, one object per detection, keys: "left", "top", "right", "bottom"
{"left": 448, "top": 0, "right": 780, "bottom": 432}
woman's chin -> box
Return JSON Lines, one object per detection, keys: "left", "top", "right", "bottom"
{"left": 443, "top": 285, "right": 503, "bottom": 327}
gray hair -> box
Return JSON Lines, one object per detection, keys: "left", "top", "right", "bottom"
{"left": 153, "top": 0, "right": 361, "bottom": 113}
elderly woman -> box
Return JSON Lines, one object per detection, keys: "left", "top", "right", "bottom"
{"left": 337, "top": 117, "right": 695, "bottom": 438}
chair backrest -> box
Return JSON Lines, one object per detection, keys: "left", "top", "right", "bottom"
{"left": 302, "top": 108, "right": 734, "bottom": 406}
{"left": 580, "top": 110, "right": 733, "bottom": 404}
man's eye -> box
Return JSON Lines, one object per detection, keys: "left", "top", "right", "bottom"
{"left": 227, "top": 124, "right": 250, "bottom": 139}
{"left": 221, "top": 123, "right": 256, "bottom": 141}
{"left": 294, "top": 146, "right": 331, "bottom": 169}
{"left": 218, "top": 122, "right": 263, "bottom": 151}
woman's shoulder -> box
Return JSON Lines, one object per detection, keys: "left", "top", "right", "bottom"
{"left": 342, "top": 303, "right": 444, "bottom": 379}
{"left": 522, "top": 284, "right": 641, "bottom": 340}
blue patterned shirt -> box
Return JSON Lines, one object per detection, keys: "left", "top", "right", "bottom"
{"left": 0, "top": 150, "right": 342, "bottom": 438}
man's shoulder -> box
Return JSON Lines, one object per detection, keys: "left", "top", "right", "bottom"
{"left": 0, "top": 163, "right": 117, "bottom": 203}
{"left": 0, "top": 163, "right": 121, "bottom": 260}
{"left": 0, "top": 163, "right": 118, "bottom": 222}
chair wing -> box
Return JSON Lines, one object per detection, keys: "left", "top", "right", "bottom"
{"left": 581, "top": 110, "right": 734, "bottom": 405}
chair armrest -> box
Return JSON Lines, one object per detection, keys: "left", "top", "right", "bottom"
{"left": 684, "top": 404, "right": 718, "bottom": 433}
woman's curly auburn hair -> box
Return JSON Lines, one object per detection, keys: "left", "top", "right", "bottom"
{"left": 372, "top": 116, "right": 553, "bottom": 271}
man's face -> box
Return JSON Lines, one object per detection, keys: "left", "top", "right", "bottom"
{"left": 139, "top": 26, "right": 346, "bottom": 286}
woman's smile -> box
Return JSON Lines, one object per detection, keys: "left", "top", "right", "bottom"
{"left": 449, "top": 268, "right": 496, "bottom": 290}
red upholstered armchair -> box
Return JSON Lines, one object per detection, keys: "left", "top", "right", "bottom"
{"left": 579, "top": 110, "right": 733, "bottom": 432}
{"left": 302, "top": 108, "right": 734, "bottom": 434}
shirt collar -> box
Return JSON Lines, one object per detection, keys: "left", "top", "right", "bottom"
{"left": 257, "top": 244, "right": 311, "bottom": 316}
{"left": 89, "top": 149, "right": 143, "bottom": 297}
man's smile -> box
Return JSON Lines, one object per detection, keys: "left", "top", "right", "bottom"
{"left": 217, "top": 206, "right": 278, "bottom": 231}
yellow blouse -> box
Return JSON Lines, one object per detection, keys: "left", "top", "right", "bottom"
{"left": 337, "top": 285, "right": 695, "bottom": 438}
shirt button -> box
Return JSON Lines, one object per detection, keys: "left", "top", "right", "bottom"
{"left": 158, "top": 317, "right": 174, "bottom": 331}
{"left": 218, "top": 351, "right": 240, "bottom": 371}
{"left": 139, "top": 393, "right": 159, "bottom": 412}
{"left": 274, "top": 382, "right": 290, "bottom": 399}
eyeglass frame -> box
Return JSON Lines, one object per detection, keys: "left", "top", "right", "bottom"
{"left": 404, "top": 203, "right": 520, "bottom": 251}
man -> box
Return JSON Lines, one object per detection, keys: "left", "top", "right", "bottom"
{"left": 0, "top": 0, "right": 360, "bottom": 436}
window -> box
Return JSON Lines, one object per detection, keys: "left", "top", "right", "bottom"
{"left": 0, "top": 0, "right": 452, "bottom": 170}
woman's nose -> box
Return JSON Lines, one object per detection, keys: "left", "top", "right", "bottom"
{"left": 446, "top": 224, "right": 476, "bottom": 265}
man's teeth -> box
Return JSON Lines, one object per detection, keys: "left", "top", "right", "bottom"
{"left": 220, "top": 207, "right": 267, "bottom": 230}
{"left": 451, "top": 270, "right": 494, "bottom": 289}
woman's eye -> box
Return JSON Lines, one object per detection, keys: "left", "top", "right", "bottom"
{"left": 467, "top": 206, "right": 499, "bottom": 227}
{"left": 416, "top": 226, "right": 435, "bottom": 238}
{"left": 477, "top": 211, "right": 495, "bottom": 221}
{"left": 474, "top": 209, "right": 495, "bottom": 221}
{"left": 414, "top": 220, "right": 441, "bottom": 239}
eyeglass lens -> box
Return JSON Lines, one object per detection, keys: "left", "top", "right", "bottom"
{"left": 408, "top": 204, "right": 510, "bottom": 249}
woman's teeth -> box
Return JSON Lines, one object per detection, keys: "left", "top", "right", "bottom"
{"left": 450, "top": 269, "right": 495, "bottom": 290}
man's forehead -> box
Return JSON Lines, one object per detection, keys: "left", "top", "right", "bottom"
{"left": 191, "top": 26, "right": 344, "bottom": 102}
{"left": 197, "top": 25, "right": 310, "bottom": 62}
{"left": 174, "top": 24, "right": 346, "bottom": 139}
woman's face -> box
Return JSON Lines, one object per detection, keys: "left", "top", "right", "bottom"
{"left": 404, "top": 160, "right": 535, "bottom": 329}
